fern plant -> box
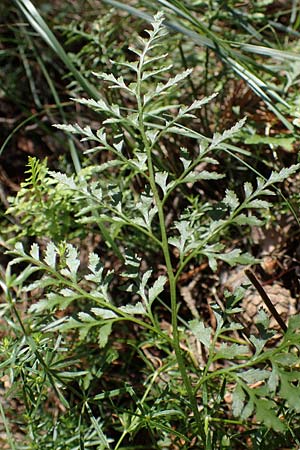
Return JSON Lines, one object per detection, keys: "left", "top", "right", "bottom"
{"left": 2, "top": 12, "right": 300, "bottom": 449}
{"left": 5, "top": 157, "right": 76, "bottom": 243}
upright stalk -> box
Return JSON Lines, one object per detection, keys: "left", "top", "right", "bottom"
{"left": 135, "top": 48, "right": 205, "bottom": 442}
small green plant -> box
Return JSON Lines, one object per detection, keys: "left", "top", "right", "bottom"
{"left": 1, "top": 12, "right": 300, "bottom": 449}
{"left": 5, "top": 157, "right": 76, "bottom": 242}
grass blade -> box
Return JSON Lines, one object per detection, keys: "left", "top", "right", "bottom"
{"left": 14, "top": 0, "right": 100, "bottom": 100}
{"left": 104, "top": 0, "right": 296, "bottom": 130}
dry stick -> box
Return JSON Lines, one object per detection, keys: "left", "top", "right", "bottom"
{"left": 245, "top": 269, "right": 287, "bottom": 333}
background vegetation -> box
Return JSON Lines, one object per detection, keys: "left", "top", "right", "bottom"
{"left": 1, "top": 1, "right": 300, "bottom": 449}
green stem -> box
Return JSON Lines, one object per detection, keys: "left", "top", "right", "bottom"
{"left": 4, "top": 285, "right": 74, "bottom": 407}
{"left": 0, "top": 400, "right": 17, "bottom": 450}
{"left": 194, "top": 343, "right": 288, "bottom": 391}
{"left": 115, "top": 370, "right": 160, "bottom": 449}
{"left": 135, "top": 47, "right": 205, "bottom": 442}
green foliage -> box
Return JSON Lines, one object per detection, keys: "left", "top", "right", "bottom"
{"left": 6, "top": 157, "right": 76, "bottom": 242}
{"left": 58, "top": 9, "right": 133, "bottom": 90}
{"left": 107, "top": 0, "right": 300, "bottom": 133}
{"left": 1, "top": 10, "right": 300, "bottom": 450}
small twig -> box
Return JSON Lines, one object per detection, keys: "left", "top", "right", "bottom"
{"left": 261, "top": 266, "right": 295, "bottom": 286}
{"left": 245, "top": 269, "right": 287, "bottom": 333}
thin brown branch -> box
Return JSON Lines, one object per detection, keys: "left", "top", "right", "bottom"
{"left": 245, "top": 269, "right": 287, "bottom": 333}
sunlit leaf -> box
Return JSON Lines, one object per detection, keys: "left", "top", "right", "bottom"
{"left": 44, "top": 242, "right": 57, "bottom": 269}
{"left": 189, "top": 319, "right": 212, "bottom": 347}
